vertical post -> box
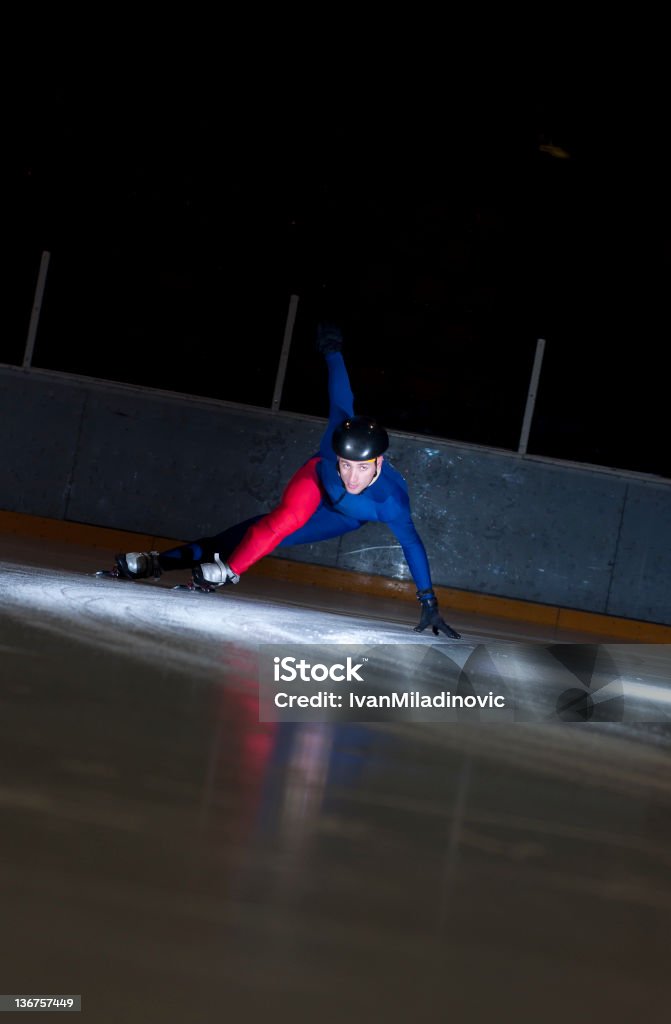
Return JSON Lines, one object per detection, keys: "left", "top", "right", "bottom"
{"left": 23, "top": 250, "right": 51, "bottom": 368}
{"left": 518, "top": 337, "right": 546, "bottom": 455}
{"left": 271, "top": 293, "right": 299, "bottom": 412}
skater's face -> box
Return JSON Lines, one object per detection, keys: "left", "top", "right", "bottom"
{"left": 337, "top": 456, "right": 383, "bottom": 494}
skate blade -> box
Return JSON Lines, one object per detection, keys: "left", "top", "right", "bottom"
{"left": 96, "top": 569, "right": 162, "bottom": 582}
{"left": 172, "top": 583, "right": 217, "bottom": 594}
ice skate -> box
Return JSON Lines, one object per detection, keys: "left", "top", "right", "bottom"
{"left": 96, "top": 551, "right": 162, "bottom": 581}
{"left": 190, "top": 553, "right": 239, "bottom": 592}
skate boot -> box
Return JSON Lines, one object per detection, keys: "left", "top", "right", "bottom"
{"left": 114, "top": 551, "right": 162, "bottom": 581}
{"left": 189, "top": 553, "right": 239, "bottom": 593}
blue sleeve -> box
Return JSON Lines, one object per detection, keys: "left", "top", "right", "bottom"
{"left": 318, "top": 352, "right": 354, "bottom": 460}
{"left": 386, "top": 513, "right": 433, "bottom": 593}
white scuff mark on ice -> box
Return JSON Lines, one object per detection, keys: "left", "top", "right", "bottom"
{"left": 345, "top": 545, "right": 403, "bottom": 556}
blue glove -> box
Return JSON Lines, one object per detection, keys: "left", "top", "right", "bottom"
{"left": 316, "top": 322, "right": 343, "bottom": 354}
{"left": 414, "top": 590, "right": 461, "bottom": 639}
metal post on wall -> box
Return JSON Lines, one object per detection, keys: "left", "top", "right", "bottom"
{"left": 518, "top": 337, "right": 546, "bottom": 455}
{"left": 22, "top": 250, "right": 51, "bottom": 369}
{"left": 271, "top": 294, "right": 299, "bottom": 412}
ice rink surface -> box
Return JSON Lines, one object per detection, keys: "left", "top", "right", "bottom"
{"left": 1, "top": 533, "right": 670, "bottom": 1023}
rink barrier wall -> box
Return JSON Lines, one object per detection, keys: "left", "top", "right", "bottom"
{"left": 2, "top": 509, "right": 670, "bottom": 643}
{"left": 2, "top": 365, "right": 670, "bottom": 630}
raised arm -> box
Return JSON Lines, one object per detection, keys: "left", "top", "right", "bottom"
{"left": 315, "top": 324, "right": 354, "bottom": 460}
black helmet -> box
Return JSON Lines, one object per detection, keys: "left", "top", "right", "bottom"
{"left": 332, "top": 416, "right": 389, "bottom": 460}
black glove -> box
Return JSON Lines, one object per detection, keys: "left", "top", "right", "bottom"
{"left": 414, "top": 590, "right": 461, "bottom": 639}
{"left": 316, "top": 322, "right": 343, "bottom": 355}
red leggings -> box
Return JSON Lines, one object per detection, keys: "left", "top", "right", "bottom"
{"left": 228, "top": 457, "right": 323, "bottom": 575}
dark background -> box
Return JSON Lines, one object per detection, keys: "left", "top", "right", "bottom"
{"left": 7, "top": 74, "right": 667, "bottom": 478}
